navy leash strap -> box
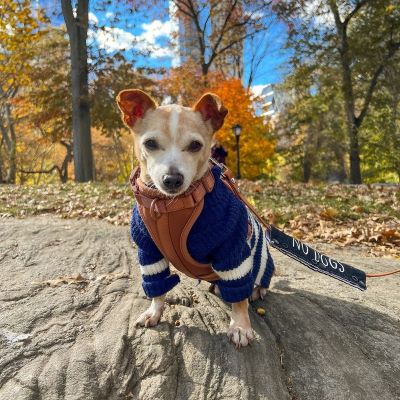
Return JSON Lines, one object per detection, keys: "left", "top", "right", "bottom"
{"left": 211, "top": 157, "right": 400, "bottom": 291}
{"left": 267, "top": 225, "right": 367, "bottom": 291}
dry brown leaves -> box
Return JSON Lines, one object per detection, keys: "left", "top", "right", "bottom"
{"left": 238, "top": 180, "right": 400, "bottom": 258}
{"left": 1, "top": 180, "right": 399, "bottom": 258}
{"left": 31, "top": 272, "right": 130, "bottom": 288}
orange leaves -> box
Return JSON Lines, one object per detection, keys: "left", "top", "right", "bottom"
{"left": 208, "top": 79, "right": 275, "bottom": 179}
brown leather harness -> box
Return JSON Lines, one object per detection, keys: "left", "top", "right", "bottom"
{"left": 130, "top": 165, "right": 222, "bottom": 282}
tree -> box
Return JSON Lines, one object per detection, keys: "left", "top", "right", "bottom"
{"left": 61, "top": 0, "right": 94, "bottom": 182}
{"left": 274, "top": 64, "right": 348, "bottom": 182}
{"left": 274, "top": 0, "right": 400, "bottom": 183}
{"left": 209, "top": 79, "right": 275, "bottom": 179}
{"left": 360, "top": 57, "right": 400, "bottom": 182}
{"left": 170, "top": 0, "right": 273, "bottom": 78}
{"left": 15, "top": 27, "right": 73, "bottom": 183}
{"left": 159, "top": 60, "right": 223, "bottom": 105}
{"left": 0, "top": 0, "right": 45, "bottom": 183}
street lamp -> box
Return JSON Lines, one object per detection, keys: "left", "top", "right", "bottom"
{"left": 232, "top": 124, "right": 242, "bottom": 179}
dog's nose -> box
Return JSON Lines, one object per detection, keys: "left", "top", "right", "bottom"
{"left": 162, "top": 173, "right": 184, "bottom": 190}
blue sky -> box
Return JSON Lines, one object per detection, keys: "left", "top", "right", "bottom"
{"left": 41, "top": 1, "right": 290, "bottom": 94}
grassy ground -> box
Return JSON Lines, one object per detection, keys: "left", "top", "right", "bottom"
{"left": 1, "top": 180, "right": 399, "bottom": 258}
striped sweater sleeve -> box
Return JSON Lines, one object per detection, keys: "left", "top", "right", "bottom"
{"left": 131, "top": 206, "right": 180, "bottom": 298}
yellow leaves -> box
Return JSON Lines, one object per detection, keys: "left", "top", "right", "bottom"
{"left": 319, "top": 207, "right": 339, "bottom": 220}
{"left": 0, "top": 0, "right": 44, "bottom": 92}
{"left": 386, "top": 4, "right": 396, "bottom": 14}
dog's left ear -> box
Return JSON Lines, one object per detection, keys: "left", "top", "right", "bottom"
{"left": 193, "top": 93, "right": 228, "bottom": 132}
{"left": 116, "top": 89, "right": 157, "bottom": 128}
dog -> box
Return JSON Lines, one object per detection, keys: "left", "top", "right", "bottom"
{"left": 117, "top": 89, "right": 275, "bottom": 348}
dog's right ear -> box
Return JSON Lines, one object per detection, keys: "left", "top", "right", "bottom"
{"left": 116, "top": 89, "right": 157, "bottom": 128}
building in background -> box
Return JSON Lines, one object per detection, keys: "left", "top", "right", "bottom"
{"left": 170, "top": 0, "right": 244, "bottom": 78}
{"left": 258, "top": 84, "right": 288, "bottom": 119}
{"left": 169, "top": 1, "right": 201, "bottom": 66}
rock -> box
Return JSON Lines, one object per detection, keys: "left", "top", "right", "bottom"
{"left": 0, "top": 216, "right": 399, "bottom": 400}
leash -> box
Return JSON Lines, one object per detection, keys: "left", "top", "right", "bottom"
{"left": 209, "top": 158, "right": 400, "bottom": 291}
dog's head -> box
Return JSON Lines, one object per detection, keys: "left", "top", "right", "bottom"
{"left": 117, "top": 89, "right": 227, "bottom": 196}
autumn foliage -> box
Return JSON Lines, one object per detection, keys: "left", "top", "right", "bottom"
{"left": 208, "top": 79, "right": 275, "bottom": 179}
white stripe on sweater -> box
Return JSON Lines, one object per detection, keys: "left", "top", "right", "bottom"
{"left": 140, "top": 258, "right": 169, "bottom": 276}
{"left": 214, "top": 255, "right": 254, "bottom": 281}
{"left": 256, "top": 226, "right": 269, "bottom": 285}
{"left": 213, "top": 214, "right": 261, "bottom": 281}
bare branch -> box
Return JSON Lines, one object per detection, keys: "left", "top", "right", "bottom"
{"left": 213, "top": 27, "right": 269, "bottom": 61}
{"left": 356, "top": 41, "right": 400, "bottom": 126}
{"left": 343, "top": 0, "right": 369, "bottom": 27}
{"left": 19, "top": 165, "right": 61, "bottom": 176}
{"left": 209, "top": 0, "right": 239, "bottom": 58}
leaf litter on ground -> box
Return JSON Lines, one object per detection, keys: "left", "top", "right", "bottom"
{"left": 1, "top": 180, "right": 399, "bottom": 258}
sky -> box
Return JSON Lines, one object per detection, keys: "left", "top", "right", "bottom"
{"left": 41, "top": 1, "right": 291, "bottom": 95}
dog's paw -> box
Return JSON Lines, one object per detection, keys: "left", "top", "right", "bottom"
{"left": 227, "top": 321, "right": 254, "bottom": 349}
{"left": 250, "top": 286, "right": 268, "bottom": 302}
{"left": 135, "top": 298, "right": 164, "bottom": 328}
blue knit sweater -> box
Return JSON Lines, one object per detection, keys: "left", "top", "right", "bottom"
{"left": 130, "top": 166, "right": 275, "bottom": 303}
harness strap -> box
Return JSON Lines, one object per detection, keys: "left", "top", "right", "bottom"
{"left": 130, "top": 166, "right": 220, "bottom": 282}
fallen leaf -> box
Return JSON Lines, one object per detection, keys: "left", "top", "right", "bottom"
{"left": 319, "top": 207, "right": 339, "bottom": 220}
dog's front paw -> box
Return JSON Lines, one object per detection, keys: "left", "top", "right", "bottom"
{"left": 227, "top": 320, "right": 254, "bottom": 349}
{"left": 135, "top": 297, "right": 165, "bottom": 328}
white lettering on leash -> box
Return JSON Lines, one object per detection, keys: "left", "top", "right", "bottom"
{"left": 292, "top": 238, "right": 345, "bottom": 274}
{"left": 293, "top": 238, "right": 309, "bottom": 255}
{"left": 321, "top": 254, "right": 329, "bottom": 267}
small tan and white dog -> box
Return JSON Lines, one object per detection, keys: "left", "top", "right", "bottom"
{"left": 117, "top": 89, "right": 272, "bottom": 348}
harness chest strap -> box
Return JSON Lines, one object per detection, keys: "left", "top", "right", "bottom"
{"left": 130, "top": 167, "right": 220, "bottom": 282}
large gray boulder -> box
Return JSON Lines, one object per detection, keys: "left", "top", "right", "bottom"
{"left": 0, "top": 217, "right": 399, "bottom": 400}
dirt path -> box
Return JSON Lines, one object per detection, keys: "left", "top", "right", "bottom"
{"left": 0, "top": 216, "right": 399, "bottom": 400}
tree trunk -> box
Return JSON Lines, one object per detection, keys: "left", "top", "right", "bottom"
{"left": 330, "top": 0, "right": 362, "bottom": 184}
{"left": 5, "top": 103, "right": 16, "bottom": 184}
{"left": 302, "top": 128, "right": 315, "bottom": 183}
{"left": 341, "top": 60, "right": 362, "bottom": 183}
{"left": 0, "top": 140, "right": 3, "bottom": 183}
{"left": 303, "top": 156, "right": 311, "bottom": 183}
{"left": 61, "top": 0, "right": 93, "bottom": 182}
{"left": 339, "top": 46, "right": 362, "bottom": 184}
{"left": 332, "top": 143, "right": 347, "bottom": 183}
{"left": 348, "top": 123, "right": 362, "bottom": 183}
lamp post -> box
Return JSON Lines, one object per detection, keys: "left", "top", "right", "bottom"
{"left": 232, "top": 124, "right": 242, "bottom": 179}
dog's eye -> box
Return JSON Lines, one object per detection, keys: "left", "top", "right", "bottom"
{"left": 143, "top": 139, "right": 159, "bottom": 151}
{"left": 187, "top": 141, "right": 203, "bottom": 152}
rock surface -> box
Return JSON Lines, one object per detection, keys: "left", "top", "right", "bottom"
{"left": 0, "top": 216, "right": 399, "bottom": 400}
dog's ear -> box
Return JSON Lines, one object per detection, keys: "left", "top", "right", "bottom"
{"left": 116, "top": 89, "right": 157, "bottom": 128}
{"left": 193, "top": 93, "right": 228, "bottom": 132}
